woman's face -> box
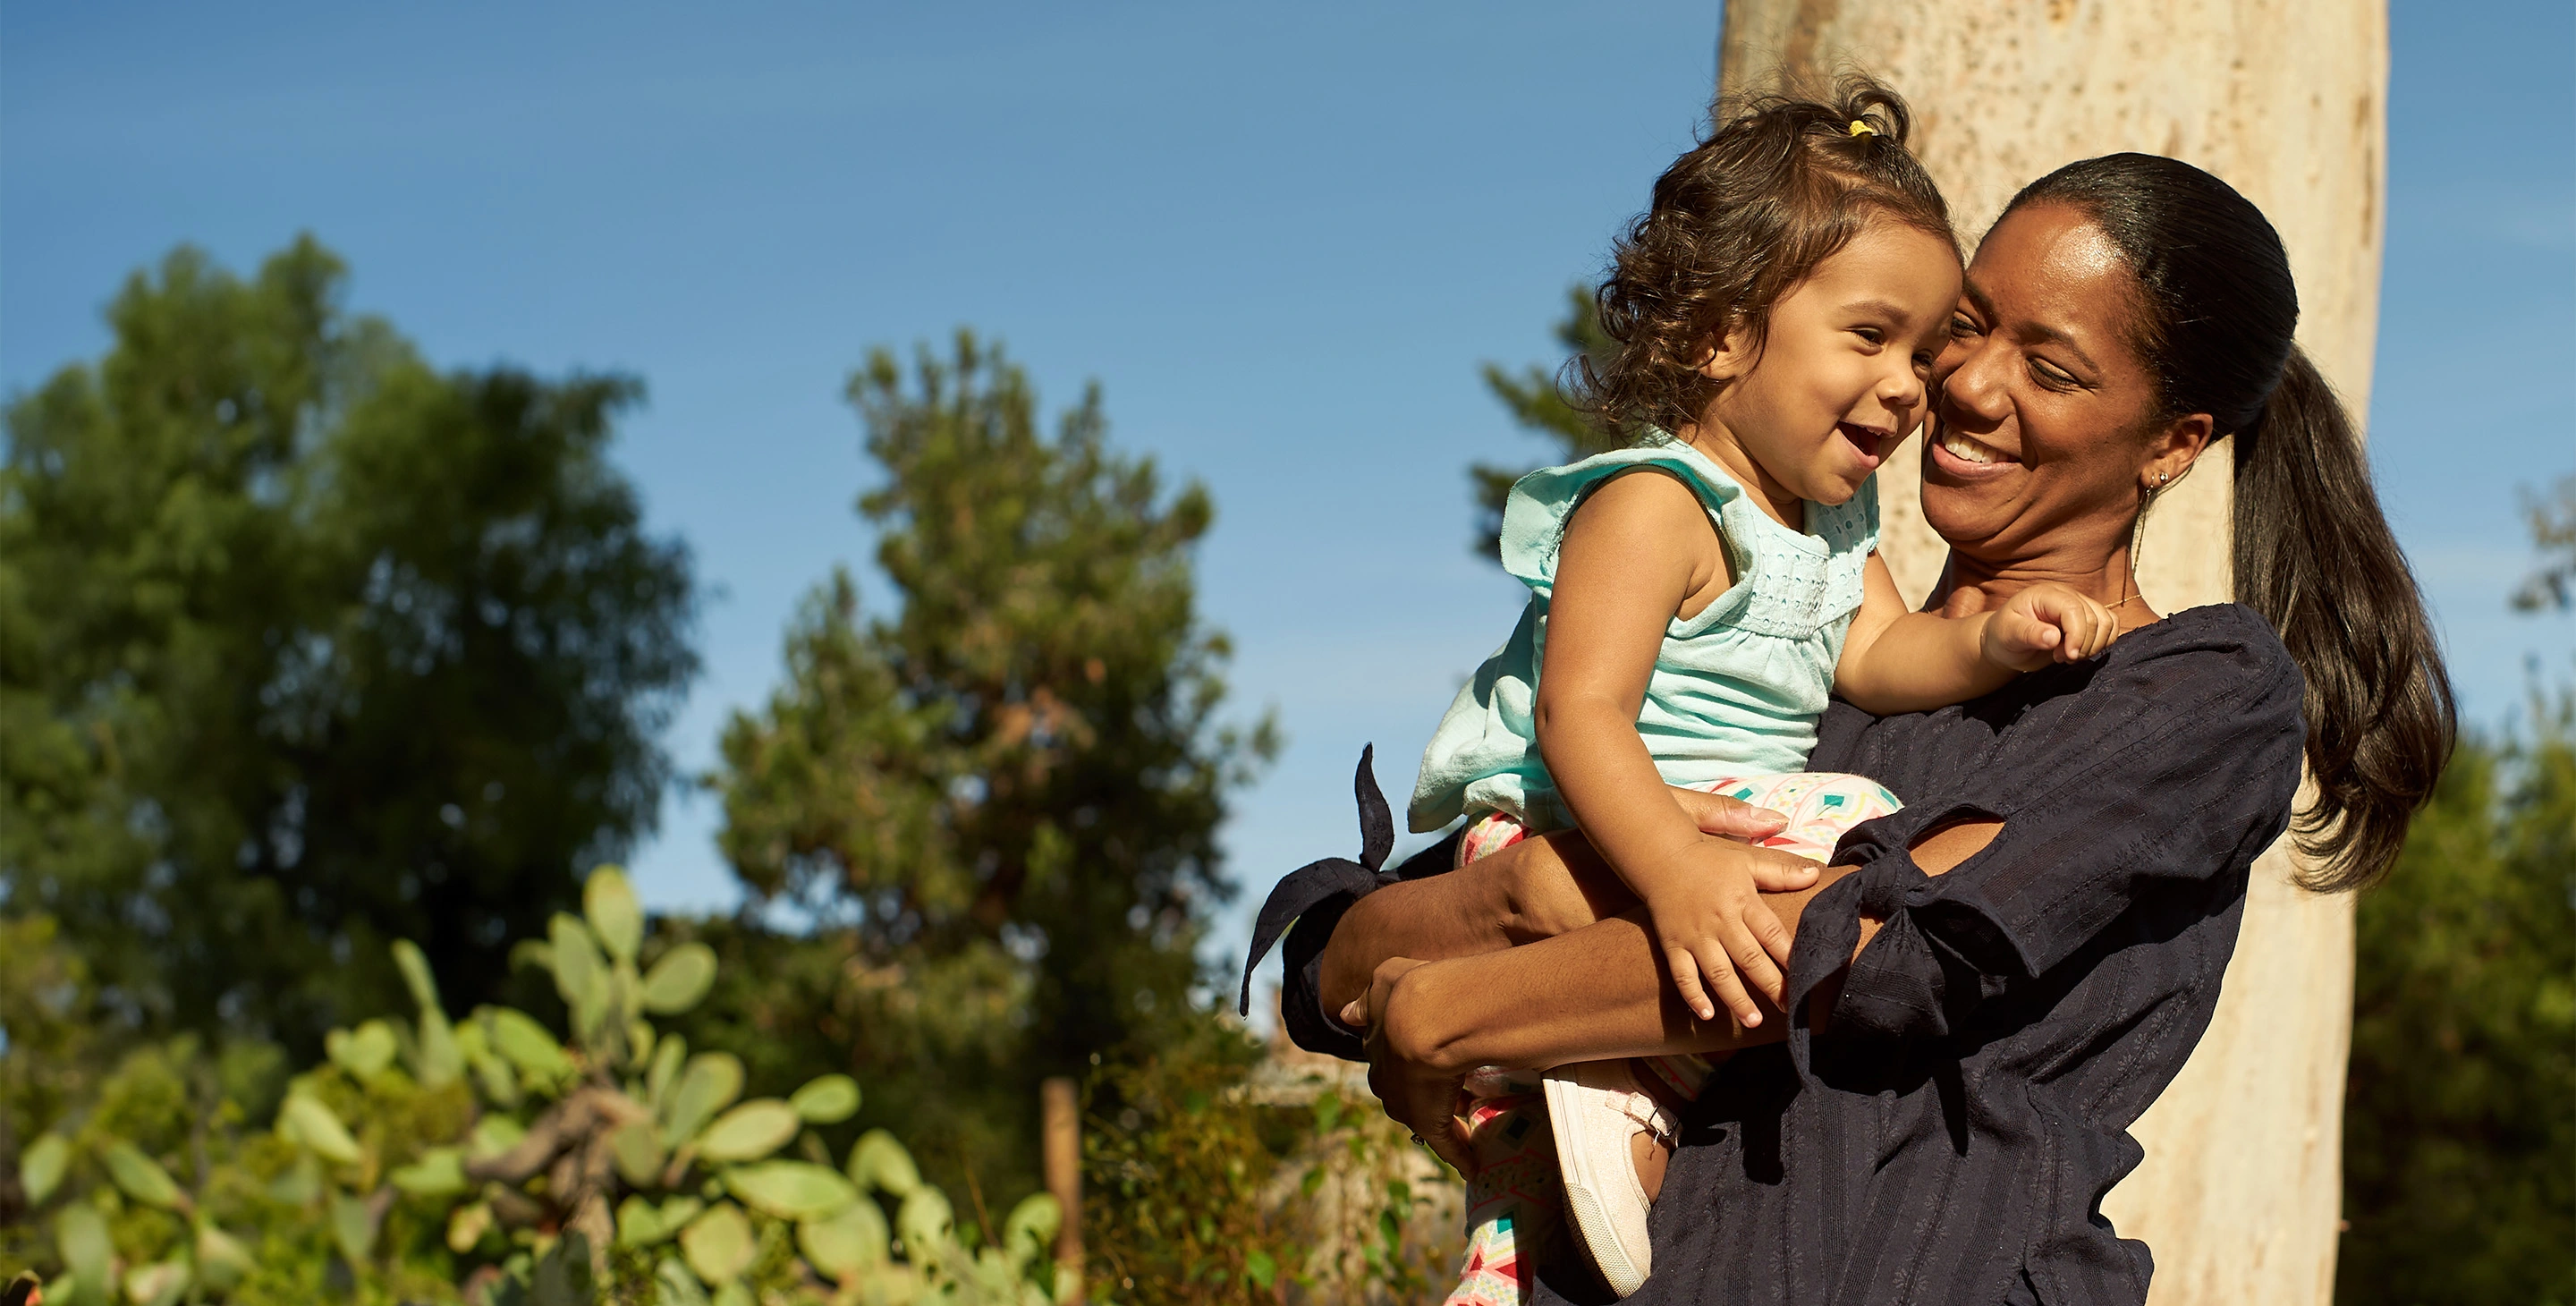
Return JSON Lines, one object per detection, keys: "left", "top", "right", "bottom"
{"left": 1925, "top": 203, "right": 2191, "bottom": 564}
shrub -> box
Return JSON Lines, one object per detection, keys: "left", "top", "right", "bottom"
{"left": 1081, "top": 1035, "right": 1459, "bottom": 1304}
{"left": 3, "top": 868, "right": 1063, "bottom": 1305}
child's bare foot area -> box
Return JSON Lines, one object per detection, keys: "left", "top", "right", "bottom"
{"left": 1620, "top": 1057, "right": 1683, "bottom": 1200}
{"left": 1631, "top": 1124, "right": 1670, "bottom": 1201}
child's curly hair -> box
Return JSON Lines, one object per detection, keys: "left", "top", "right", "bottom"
{"left": 1578, "top": 74, "right": 1957, "bottom": 437}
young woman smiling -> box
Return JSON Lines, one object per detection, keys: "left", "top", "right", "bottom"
{"left": 1245, "top": 154, "right": 2452, "bottom": 1304}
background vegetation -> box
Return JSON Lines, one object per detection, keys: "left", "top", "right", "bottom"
{"left": 2337, "top": 476, "right": 2576, "bottom": 1306}
{"left": 0, "top": 240, "right": 696, "bottom": 1047}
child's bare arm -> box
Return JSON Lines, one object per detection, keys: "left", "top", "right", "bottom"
{"left": 1835, "top": 555, "right": 2117, "bottom": 714}
{"left": 1535, "top": 471, "right": 1820, "bottom": 1026}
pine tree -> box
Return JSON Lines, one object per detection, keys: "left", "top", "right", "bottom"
{"left": 1467, "top": 284, "right": 1631, "bottom": 561}
{"left": 708, "top": 332, "right": 1273, "bottom": 1194}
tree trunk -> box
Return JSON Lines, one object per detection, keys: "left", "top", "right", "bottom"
{"left": 1715, "top": 4, "right": 2385, "bottom": 1302}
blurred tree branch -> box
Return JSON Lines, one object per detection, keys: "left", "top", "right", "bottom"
{"left": 1468, "top": 285, "right": 1633, "bottom": 560}
{"left": 2509, "top": 473, "right": 2574, "bottom": 613}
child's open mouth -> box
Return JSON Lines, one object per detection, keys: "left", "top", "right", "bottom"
{"left": 1834, "top": 425, "right": 1895, "bottom": 471}
{"left": 1835, "top": 422, "right": 1893, "bottom": 470}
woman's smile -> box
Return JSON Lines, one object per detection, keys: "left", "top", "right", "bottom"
{"left": 1928, "top": 425, "right": 2017, "bottom": 478}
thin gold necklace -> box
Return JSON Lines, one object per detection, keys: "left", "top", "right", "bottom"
{"left": 2115, "top": 471, "right": 2173, "bottom": 614}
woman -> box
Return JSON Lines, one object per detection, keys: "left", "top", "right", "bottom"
{"left": 1243, "top": 154, "right": 2453, "bottom": 1303}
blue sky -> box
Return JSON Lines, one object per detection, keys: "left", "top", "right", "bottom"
{"left": 6, "top": 2, "right": 2570, "bottom": 979}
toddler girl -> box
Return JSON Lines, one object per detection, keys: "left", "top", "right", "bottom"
{"left": 1411, "top": 80, "right": 2115, "bottom": 1302}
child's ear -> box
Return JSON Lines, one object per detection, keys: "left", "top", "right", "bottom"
{"left": 1695, "top": 318, "right": 1758, "bottom": 383}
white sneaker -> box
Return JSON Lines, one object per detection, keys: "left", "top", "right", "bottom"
{"left": 1543, "top": 1060, "right": 1675, "bottom": 1297}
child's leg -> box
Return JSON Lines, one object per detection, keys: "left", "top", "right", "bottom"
{"left": 1441, "top": 813, "right": 1562, "bottom": 1306}
{"left": 1455, "top": 810, "right": 1532, "bottom": 868}
{"left": 1445, "top": 1080, "right": 1563, "bottom": 1306}
{"left": 1547, "top": 774, "right": 1899, "bottom": 1293}
{"left": 1458, "top": 811, "right": 1676, "bottom": 1295}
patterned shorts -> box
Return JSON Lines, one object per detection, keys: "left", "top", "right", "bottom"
{"left": 1456, "top": 770, "right": 1904, "bottom": 869}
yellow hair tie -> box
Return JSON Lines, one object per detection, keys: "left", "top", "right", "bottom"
{"left": 1848, "top": 119, "right": 1876, "bottom": 138}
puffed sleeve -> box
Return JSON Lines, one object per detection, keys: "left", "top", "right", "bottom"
{"left": 1785, "top": 606, "right": 2307, "bottom": 1053}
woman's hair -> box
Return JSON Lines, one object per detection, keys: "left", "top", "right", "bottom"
{"left": 1578, "top": 74, "right": 1956, "bottom": 437}
{"left": 2003, "top": 154, "right": 2455, "bottom": 891}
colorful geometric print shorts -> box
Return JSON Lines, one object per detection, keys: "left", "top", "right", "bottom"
{"left": 1455, "top": 770, "right": 1904, "bottom": 869}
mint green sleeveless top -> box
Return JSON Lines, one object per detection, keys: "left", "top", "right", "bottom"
{"left": 1407, "top": 439, "right": 1880, "bottom": 834}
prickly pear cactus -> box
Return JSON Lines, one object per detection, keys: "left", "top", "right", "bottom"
{"left": 4, "top": 867, "right": 1068, "bottom": 1306}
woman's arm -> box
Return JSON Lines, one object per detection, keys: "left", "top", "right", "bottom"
{"left": 1360, "top": 818, "right": 2001, "bottom": 1167}
{"left": 1368, "top": 818, "right": 2001, "bottom": 1071}
{"left": 1315, "top": 792, "right": 1800, "bottom": 1022}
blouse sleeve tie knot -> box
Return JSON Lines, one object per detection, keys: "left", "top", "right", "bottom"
{"left": 1238, "top": 746, "right": 1396, "bottom": 1013}
{"left": 1790, "top": 805, "right": 2025, "bottom": 1063}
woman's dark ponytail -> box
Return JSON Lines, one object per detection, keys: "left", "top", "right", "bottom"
{"left": 2008, "top": 154, "right": 2455, "bottom": 890}
{"left": 2232, "top": 347, "right": 2455, "bottom": 889}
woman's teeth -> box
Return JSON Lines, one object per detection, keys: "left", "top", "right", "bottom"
{"left": 1938, "top": 432, "right": 2007, "bottom": 465}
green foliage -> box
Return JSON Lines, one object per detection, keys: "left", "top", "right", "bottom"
{"left": 0, "top": 238, "right": 698, "bottom": 1048}
{"left": 4, "top": 868, "right": 1063, "bottom": 1304}
{"left": 708, "top": 331, "right": 1275, "bottom": 1204}
{"left": 2512, "top": 474, "right": 2575, "bottom": 613}
{"left": 1081, "top": 1039, "right": 1457, "bottom": 1304}
{"left": 1468, "top": 284, "right": 1634, "bottom": 560}
{"left": 2340, "top": 688, "right": 2576, "bottom": 1305}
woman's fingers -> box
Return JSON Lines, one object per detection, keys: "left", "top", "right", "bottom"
{"left": 1343, "top": 956, "right": 1426, "bottom": 1030}
{"left": 1670, "top": 786, "right": 1789, "bottom": 841}
{"left": 1426, "top": 1118, "right": 1472, "bottom": 1174}
{"left": 1744, "top": 847, "right": 1821, "bottom": 892}
{"left": 1368, "top": 1054, "right": 1470, "bottom": 1172}
{"left": 1359, "top": 968, "right": 1475, "bottom": 1175}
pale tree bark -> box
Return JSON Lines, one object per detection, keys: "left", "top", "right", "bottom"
{"left": 1715, "top": 4, "right": 2386, "bottom": 1302}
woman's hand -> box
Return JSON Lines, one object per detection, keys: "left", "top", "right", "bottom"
{"left": 1346, "top": 957, "right": 1475, "bottom": 1175}
{"left": 1670, "top": 785, "right": 1799, "bottom": 851}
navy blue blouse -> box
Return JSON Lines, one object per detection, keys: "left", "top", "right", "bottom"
{"left": 1244, "top": 604, "right": 2305, "bottom": 1304}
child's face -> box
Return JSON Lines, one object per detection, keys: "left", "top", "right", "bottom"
{"left": 1694, "top": 220, "right": 1962, "bottom": 508}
